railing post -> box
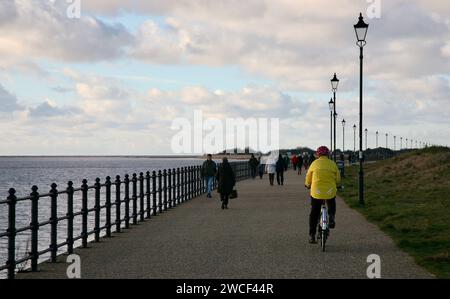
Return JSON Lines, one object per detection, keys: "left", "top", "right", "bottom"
{"left": 158, "top": 170, "right": 163, "bottom": 213}
{"left": 180, "top": 167, "right": 185, "bottom": 203}
{"left": 94, "top": 178, "right": 101, "bottom": 242}
{"left": 7, "top": 188, "right": 17, "bottom": 279}
{"left": 194, "top": 166, "right": 198, "bottom": 197}
{"left": 66, "top": 181, "right": 74, "bottom": 254}
{"left": 163, "top": 169, "right": 168, "bottom": 210}
{"left": 115, "top": 175, "right": 122, "bottom": 233}
{"left": 139, "top": 172, "right": 145, "bottom": 221}
{"left": 168, "top": 169, "right": 172, "bottom": 209}
{"left": 81, "top": 180, "right": 88, "bottom": 248}
{"left": 105, "top": 176, "right": 112, "bottom": 238}
{"left": 124, "top": 174, "right": 130, "bottom": 229}
{"left": 176, "top": 168, "right": 181, "bottom": 205}
{"left": 172, "top": 168, "right": 176, "bottom": 207}
{"left": 30, "top": 185, "right": 39, "bottom": 272}
{"left": 145, "top": 171, "right": 151, "bottom": 219}
{"left": 188, "top": 167, "right": 192, "bottom": 200}
{"left": 50, "top": 183, "right": 58, "bottom": 262}
{"left": 185, "top": 166, "right": 189, "bottom": 201}
{"left": 192, "top": 166, "right": 196, "bottom": 197}
{"left": 197, "top": 166, "right": 201, "bottom": 196}
{"left": 152, "top": 171, "right": 157, "bottom": 216}
{"left": 132, "top": 173, "right": 138, "bottom": 225}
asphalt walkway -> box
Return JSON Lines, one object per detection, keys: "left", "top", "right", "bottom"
{"left": 18, "top": 170, "right": 433, "bottom": 279}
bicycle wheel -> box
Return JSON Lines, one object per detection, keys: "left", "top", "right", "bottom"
{"left": 321, "top": 230, "right": 327, "bottom": 252}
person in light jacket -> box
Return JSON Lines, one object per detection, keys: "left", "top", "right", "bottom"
{"left": 265, "top": 156, "right": 277, "bottom": 186}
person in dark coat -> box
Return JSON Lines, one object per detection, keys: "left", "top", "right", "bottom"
{"left": 257, "top": 156, "right": 264, "bottom": 179}
{"left": 248, "top": 154, "right": 259, "bottom": 179}
{"left": 216, "top": 157, "right": 236, "bottom": 209}
{"left": 276, "top": 154, "right": 286, "bottom": 186}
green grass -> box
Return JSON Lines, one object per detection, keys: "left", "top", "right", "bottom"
{"left": 339, "top": 146, "right": 450, "bottom": 278}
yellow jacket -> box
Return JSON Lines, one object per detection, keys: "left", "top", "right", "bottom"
{"left": 305, "top": 156, "right": 341, "bottom": 200}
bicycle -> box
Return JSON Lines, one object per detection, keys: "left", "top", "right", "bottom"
{"left": 316, "top": 186, "right": 343, "bottom": 252}
{"left": 316, "top": 200, "right": 329, "bottom": 252}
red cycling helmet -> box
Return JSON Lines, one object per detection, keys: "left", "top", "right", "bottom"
{"left": 316, "top": 146, "right": 330, "bottom": 157}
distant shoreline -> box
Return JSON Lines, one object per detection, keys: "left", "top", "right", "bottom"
{"left": 0, "top": 155, "right": 202, "bottom": 159}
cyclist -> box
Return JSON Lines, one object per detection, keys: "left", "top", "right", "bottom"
{"left": 305, "top": 146, "right": 341, "bottom": 244}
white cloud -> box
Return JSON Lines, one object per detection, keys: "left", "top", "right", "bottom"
{"left": 0, "top": 0, "right": 133, "bottom": 64}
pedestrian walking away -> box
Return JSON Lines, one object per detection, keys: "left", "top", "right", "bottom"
{"left": 201, "top": 154, "right": 217, "bottom": 198}
{"left": 304, "top": 146, "right": 341, "bottom": 244}
{"left": 257, "top": 156, "right": 265, "bottom": 179}
{"left": 276, "top": 154, "right": 286, "bottom": 186}
{"left": 291, "top": 155, "right": 298, "bottom": 171}
{"left": 283, "top": 155, "right": 290, "bottom": 171}
{"left": 248, "top": 154, "right": 259, "bottom": 179}
{"left": 265, "top": 156, "right": 277, "bottom": 186}
{"left": 297, "top": 154, "right": 304, "bottom": 175}
{"left": 216, "top": 157, "right": 236, "bottom": 209}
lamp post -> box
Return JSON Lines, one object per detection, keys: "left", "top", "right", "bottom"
{"left": 329, "top": 98, "right": 334, "bottom": 156}
{"left": 342, "top": 119, "right": 346, "bottom": 154}
{"left": 354, "top": 13, "right": 369, "bottom": 207}
{"left": 365, "top": 128, "right": 368, "bottom": 150}
{"left": 415, "top": 140, "right": 418, "bottom": 149}
{"left": 353, "top": 124, "right": 356, "bottom": 153}
{"left": 400, "top": 137, "right": 403, "bottom": 150}
{"left": 411, "top": 139, "right": 413, "bottom": 149}
{"left": 376, "top": 131, "right": 379, "bottom": 148}
{"left": 331, "top": 73, "right": 340, "bottom": 161}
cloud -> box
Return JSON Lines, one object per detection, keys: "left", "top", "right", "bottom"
{"left": 0, "top": 84, "right": 23, "bottom": 112}
{"left": 28, "top": 99, "right": 80, "bottom": 118}
{"left": 0, "top": 0, "right": 133, "bottom": 63}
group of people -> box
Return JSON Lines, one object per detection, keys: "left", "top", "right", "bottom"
{"left": 200, "top": 154, "right": 235, "bottom": 210}
{"left": 248, "top": 153, "right": 290, "bottom": 186}
{"left": 291, "top": 153, "right": 316, "bottom": 175}
{"left": 201, "top": 146, "right": 341, "bottom": 245}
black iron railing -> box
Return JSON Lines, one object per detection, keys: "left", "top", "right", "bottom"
{"left": 0, "top": 161, "right": 251, "bottom": 279}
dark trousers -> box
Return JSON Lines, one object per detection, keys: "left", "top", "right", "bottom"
{"left": 276, "top": 171, "right": 284, "bottom": 185}
{"left": 293, "top": 164, "right": 297, "bottom": 170}
{"left": 309, "top": 197, "right": 336, "bottom": 236}
{"left": 269, "top": 173, "right": 275, "bottom": 185}
{"left": 251, "top": 167, "right": 257, "bottom": 179}
{"left": 221, "top": 193, "right": 229, "bottom": 206}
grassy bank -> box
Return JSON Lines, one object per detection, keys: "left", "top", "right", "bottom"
{"left": 339, "top": 146, "right": 450, "bottom": 278}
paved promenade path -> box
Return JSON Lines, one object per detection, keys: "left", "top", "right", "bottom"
{"left": 19, "top": 171, "right": 433, "bottom": 279}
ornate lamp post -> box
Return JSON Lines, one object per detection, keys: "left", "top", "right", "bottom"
{"left": 342, "top": 119, "right": 346, "bottom": 154}
{"left": 376, "top": 131, "right": 379, "bottom": 148}
{"left": 331, "top": 73, "right": 340, "bottom": 161}
{"left": 354, "top": 13, "right": 369, "bottom": 206}
{"left": 353, "top": 124, "right": 357, "bottom": 153}
{"left": 329, "top": 98, "right": 334, "bottom": 156}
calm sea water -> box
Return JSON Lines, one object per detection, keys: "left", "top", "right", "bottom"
{"left": 0, "top": 156, "right": 208, "bottom": 278}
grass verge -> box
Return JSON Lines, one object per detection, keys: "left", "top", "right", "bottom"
{"left": 339, "top": 146, "right": 450, "bottom": 278}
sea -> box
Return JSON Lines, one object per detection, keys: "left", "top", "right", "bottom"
{"left": 0, "top": 156, "right": 208, "bottom": 278}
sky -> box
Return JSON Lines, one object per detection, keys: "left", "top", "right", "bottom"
{"left": 0, "top": 0, "right": 449, "bottom": 155}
